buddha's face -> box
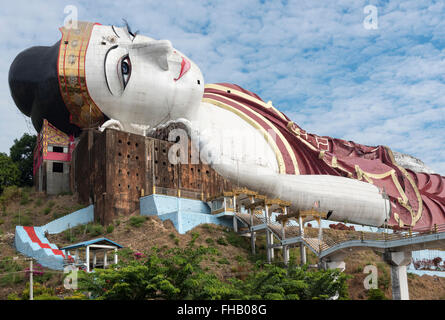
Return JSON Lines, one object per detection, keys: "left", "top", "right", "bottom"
{"left": 85, "top": 24, "right": 204, "bottom": 127}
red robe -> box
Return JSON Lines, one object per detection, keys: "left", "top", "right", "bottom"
{"left": 203, "top": 83, "right": 445, "bottom": 231}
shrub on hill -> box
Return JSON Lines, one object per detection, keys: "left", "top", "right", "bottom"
{"left": 77, "top": 238, "right": 350, "bottom": 300}
{"left": 129, "top": 216, "right": 147, "bottom": 227}
{"left": 366, "top": 288, "right": 388, "bottom": 300}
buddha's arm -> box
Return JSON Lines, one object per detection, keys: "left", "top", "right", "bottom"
{"left": 211, "top": 157, "right": 390, "bottom": 227}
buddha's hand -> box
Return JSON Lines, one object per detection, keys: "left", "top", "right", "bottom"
{"left": 99, "top": 119, "right": 124, "bottom": 132}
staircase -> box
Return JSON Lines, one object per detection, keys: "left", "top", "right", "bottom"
{"left": 13, "top": 205, "right": 93, "bottom": 270}
{"left": 303, "top": 237, "right": 330, "bottom": 253}
{"left": 14, "top": 226, "right": 72, "bottom": 270}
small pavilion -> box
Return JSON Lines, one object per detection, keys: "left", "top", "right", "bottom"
{"left": 61, "top": 238, "right": 123, "bottom": 272}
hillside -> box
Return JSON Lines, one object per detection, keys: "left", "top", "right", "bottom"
{"left": 1, "top": 187, "right": 445, "bottom": 300}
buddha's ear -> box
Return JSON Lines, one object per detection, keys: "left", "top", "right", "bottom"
{"left": 127, "top": 39, "right": 172, "bottom": 71}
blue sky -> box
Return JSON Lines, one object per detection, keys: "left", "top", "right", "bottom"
{"left": 0, "top": 0, "right": 444, "bottom": 173}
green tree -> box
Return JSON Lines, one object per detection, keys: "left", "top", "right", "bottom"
{"left": 232, "top": 263, "right": 350, "bottom": 300}
{"left": 9, "top": 133, "right": 36, "bottom": 187}
{"left": 0, "top": 153, "right": 20, "bottom": 193}
{"left": 78, "top": 238, "right": 350, "bottom": 300}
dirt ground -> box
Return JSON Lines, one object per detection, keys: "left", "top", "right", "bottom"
{"left": 1, "top": 189, "right": 445, "bottom": 300}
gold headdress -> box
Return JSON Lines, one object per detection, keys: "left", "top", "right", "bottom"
{"left": 58, "top": 21, "right": 105, "bottom": 128}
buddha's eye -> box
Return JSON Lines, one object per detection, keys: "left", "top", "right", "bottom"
{"left": 120, "top": 56, "right": 131, "bottom": 88}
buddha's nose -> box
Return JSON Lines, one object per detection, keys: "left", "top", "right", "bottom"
{"left": 127, "top": 39, "right": 173, "bottom": 71}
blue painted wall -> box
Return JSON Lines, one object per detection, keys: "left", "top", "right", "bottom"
{"left": 41, "top": 205, "right": 94, "bottom": 234}
{"left": 140, "top": 194, "right": 231, "bottom": 234}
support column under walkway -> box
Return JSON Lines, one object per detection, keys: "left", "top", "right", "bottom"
{"left": 383, "top": 250, "right": 412, "bottom": 300}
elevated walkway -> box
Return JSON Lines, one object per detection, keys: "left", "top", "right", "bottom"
{"left": 233, "top": 203, "right": 445, "bottom": 259}
{"left": 209, "top": 187, "right": 445, "bottom": 300}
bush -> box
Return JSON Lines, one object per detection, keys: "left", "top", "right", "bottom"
{"left": 7, "top": 293, "right": 21, "bottom": 300}
{"left": 22, "top": 283, "right": 57, "bottom": 300}
{"left": 129, "top": 216, "right": 147, "bottom": 227}
{"left": 218, "top": 258, "right": 230, "bottom": 265}
{"left": 34, "top": 294, "right": 61, "bottom": 300}
{"left": 86, "top": 223, "right": 104, "bottom": 236}
{"left": 64, "top": 292, "right": 88, "bottom": 300}
{"left": 9, "top": 133, "right": 36, "bottom": 187}
{"left": 202, "top": 224, "right": 214, "bottom": 231}
{"left": 12, "top": 213, "right": 32, "bottom": 226}
{"left": 64, "top": 230, "right": 77, "bottom": 243}
{"left": 34, "top": 198, "right": 43, "bottom": 207}
{"left": 225, "top": 230, "right": 249, "bottom": 249}
{"left": 42, "top": 207, "right": 51, "bottom": 215}
{"left": 1, "top": 186, "right": 21, "bottom": 202}
{"left": 106, "top": 225, "right": 114, "bottom": 234}
{"left": 52, "top": 211, "right": 67, "bottom": 220}
{"left": 77, "top": 239, "right": 350, "bottom": 301}
{"left": 216, "top": 237, "right": 228, "bottom": 246}
{"left": 70, "top": 204, "right": 87, "bottom": 211}
{"left": 367, "top": 288, "right": 388, "bottom": 300}
{"left": 235, "top": 255, "right": 245, "bottom": 263}
{"left": 19, "top": 192, "right": 31, "bottom": 205}
{"left": 0, "top": 257, "right": 24, "bottom": 288}
{"left": 0, "top": 156, "right": 20, "bottom": 194}
{"left": 0, "top": 273, "right": 25, "bottom": 286}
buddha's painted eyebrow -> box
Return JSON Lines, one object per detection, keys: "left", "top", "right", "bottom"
{"left": 111, "top": 25, "right": 134, "bottom": 42}
{"left": 111, "top": 25, "right": 120, "bottom": 38}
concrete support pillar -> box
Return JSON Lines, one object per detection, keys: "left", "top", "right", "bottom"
{"left": 266, "top": 230, "right": 272, "bottom": 264}
{"left": 104, "top": 250, "right": 108, "bottom": 268}
{"left": 300, "top": 244, "right": 306, "bottom": 265}
{"left": 86, "top": 246, "right": 90, "bottom": 272}
{"left": 383, "top": 251, "right": 412, "bottom": 300}
{"left": 269, "top": 232, "right": 274, "bottom": 260}
{"left": 299, "top": 215, "right": 306, "bottom": 265}
{"left": 233, "top": 215, "right": 238, "bottom": 233}
{"left": 318, "top": 219, "right": 323, "bottom": 242}
{"left": 114, "top": 248, "right": 118, "bottom": 264}
{"left": 250, "top": 231, "right": 256, "bottom": 255}
{"left": 283, "top": 246, "right": 290, "bottom": 266}
{"left": 264, "top": 204, "right": 274, "bottom": 262}
{"left": 233, "top": 196, "right": 238, "bottom": 232}
{"left": 249, "top": 202, "right": 255, "bottom": 255}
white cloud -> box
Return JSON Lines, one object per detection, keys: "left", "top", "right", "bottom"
{"left": 0, "top": 0, "right": 443, "bottom": 174}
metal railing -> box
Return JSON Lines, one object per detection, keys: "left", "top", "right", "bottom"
{"left": 307, "top": 223, "right": 445, "bottom": 252}
{"left": 237, "top": 206, "right": 445, "bottom": 254}
{"left": 150, "top": 186, "right": 204, "bottom": 201}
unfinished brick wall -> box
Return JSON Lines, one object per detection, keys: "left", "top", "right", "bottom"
{"left": 72, "top": 127, "right": 232, "bottom": 225}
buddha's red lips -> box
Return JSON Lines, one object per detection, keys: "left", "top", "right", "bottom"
{"left": 174, "top": 56, "right": 191, "bottom": 81}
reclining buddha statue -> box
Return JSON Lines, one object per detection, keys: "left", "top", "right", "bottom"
{"left": 8, "top": 21, "right": 445, "bottom": 231}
